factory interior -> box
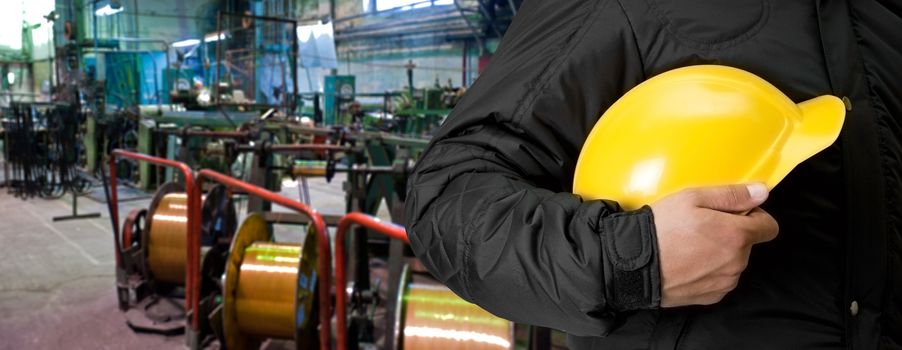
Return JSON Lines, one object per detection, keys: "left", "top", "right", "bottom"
{"left": 0, "top": 0, "right": 564, "bottom": 349}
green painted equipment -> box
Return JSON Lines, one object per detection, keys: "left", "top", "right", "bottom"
{"left": 324, "top": 75, "right": 356, "bottom": 125}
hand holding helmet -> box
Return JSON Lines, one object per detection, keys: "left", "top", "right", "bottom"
{"left": 574, "top": 65, "right": 845, "bottom": 307}
{"left": 651, "top": 183, "right": 778, "bottom": 307}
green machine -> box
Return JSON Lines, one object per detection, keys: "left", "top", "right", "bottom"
{"left": 136, "top": 110, "right": 259, "bottom": 189}
{"left": 324, "top": 75, "right": 355, "bottom": 125}
{"left": 393, "top": 87, "right": 452, "bottom": 137}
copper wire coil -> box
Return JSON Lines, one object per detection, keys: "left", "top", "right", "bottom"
{"left": 145, "top": 183, "right": 235, "bottom": 286}
{"left": 145, "top": 183, "right": 191, "bottom": 284}
{"left": 223, "top": 214, "right": 319, "bottom": 349}
{"left": 235, "top": 242, "right": 301, "bottom": 338}
{"left": 400, "top": 267, "right": 514, "bottom": 350}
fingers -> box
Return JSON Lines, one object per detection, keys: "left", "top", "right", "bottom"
{"left": 685, "top": 183, "right": 769, "bottom": 213}
{"left": 740, "top": 207, "right": 780, "bottom": 244}
{"left": 655, "top": 185, "right": 777, "bottom": 309}
{"left": 703, "top": 206, "right": 779, "bottom": 245}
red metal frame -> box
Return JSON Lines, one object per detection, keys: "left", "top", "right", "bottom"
{"left": 195, "top": 169, "right": 332, "bottom": 350}
{"left": 334, "top": 212, "right": 408, "bottom": 350}
{"left": 108, "top": 150, "right": 202, "bottom": 332}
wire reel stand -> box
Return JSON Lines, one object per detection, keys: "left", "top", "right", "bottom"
{"left": 336, "top": 214, "right": 516, "bottom": 350}
{"left": 113, "top": 182, "right": 236, "bottom": 337}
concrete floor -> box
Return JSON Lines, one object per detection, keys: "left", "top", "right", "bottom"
{"left": 0, "top": 170, "right": 369, "bottom": 350}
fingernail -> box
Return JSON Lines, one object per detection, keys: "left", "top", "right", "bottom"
{"left": 747, "top": 183, "right": 768, "bottom": 202}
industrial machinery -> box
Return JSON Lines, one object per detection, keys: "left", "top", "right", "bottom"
{"left": 105, "top": 151, "right": 545, "bottom": 349}
{"left": 2, "top": 102, "right": 91, "bottom": 199}
{"left": 325, "top": 75, "right": 356, "bottom": 125}
{"left": 197, "top": 175, "right": 517, "bottom": 350}
{"left": 212, "top": 11, "right": 300, "bottom": 112}
{"left": 108, "top": 152, "right": 333, "bottom": 348}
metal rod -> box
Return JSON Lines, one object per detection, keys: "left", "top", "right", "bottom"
{"left": 215, "top": 11, "right": 222, "bottom": 106}
{"left": 291, "top": 164, "right": 395, "bottom": 174}
{"left": 100, "top": 158, "right": 118, "bottom": 257}
{"left": 52, "top": 190, "right": 101, "bottom": 221}
{"left": 158, "top": 129, "right": 250, "bottom": 139}
{"left": 235, "top": 143, "right": 354, "bottom": 153}
{"left": 298, "top": 176, "right": 310, "bottom": 205}
{"left": 276, "top": 124, "right": 334, "bottom": 136}
{"left": 334, "top": 1, "right": 454, "bottom": 23}
{"left": 462, "top": 40, "right": 468, "bottom": 86}
{"left": 335, "top": 212, "right": 408, "bottom": 350}
{"left": 196, "top": 169, "right": 332, "bottom": 350}
{"left": 453, "top": 0, "right": 485, "bottom": 55}
{"left": 477, "top": 0, "right": 503, "bottom": 38}
{"left": 291, "top": 20, "right": 299, "bottom": 114}
{"left": 336, "top": 13, "right": 467, "bottom": 35}
{"left": 218, "top": 10, "right": 299, "bottom": 24}
{"left": 336, "top": 24, "right": 474, "bottom": 42}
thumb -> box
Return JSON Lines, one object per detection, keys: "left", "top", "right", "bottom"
{"left": 689, "top": 183, "right": 769, "bottom": 213}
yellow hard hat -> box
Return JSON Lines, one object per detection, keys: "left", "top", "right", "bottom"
{"left": 573, "top": 65, "right": 845, "bottom": 210}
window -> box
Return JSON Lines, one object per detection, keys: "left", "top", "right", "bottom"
{"left": 0, "top": 0, "right": 54, "bottom": 52}
{"left": 364, "top": 0, "right": 454, "bottom": 13}
{"left": 0, "top": 2, "right": 25, "bottom": 50}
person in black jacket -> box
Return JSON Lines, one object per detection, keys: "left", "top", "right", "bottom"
{"left": 405, "top": 0, "right": 902, "bottom": 348}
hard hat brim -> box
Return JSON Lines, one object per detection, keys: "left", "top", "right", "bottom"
{"left": 766, "top": 95, "right": 846, "bottom": 188}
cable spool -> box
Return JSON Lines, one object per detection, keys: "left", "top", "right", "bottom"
{"left": 144, "top": 183, "right": 236, "bottom": 286}
{"left": 291, "top": 160, "right": 328, "bottom": 178}
{"left": 396, "top": 264, "right": 514, "bottom": 350}
{"left": 223, "top": 213, "right": 319, "bottom": 349}
{"left": 144, "top": 182, "right": 191, "bottom": 285}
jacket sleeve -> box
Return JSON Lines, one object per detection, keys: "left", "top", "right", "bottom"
{"left": 405, "top": 0, "right": 660, "bottom": 337}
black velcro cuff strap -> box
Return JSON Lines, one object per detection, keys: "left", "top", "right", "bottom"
{"left": 600, "top": 206, "right": 661, "bottom": 311}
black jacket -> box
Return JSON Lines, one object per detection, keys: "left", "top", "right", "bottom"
{"left": 405, "top": 0, "right": 902, "bottom": 348}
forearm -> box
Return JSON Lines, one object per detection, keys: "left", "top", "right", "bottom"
{"left": 406, "top": 140, "right": 661, "bottom": 336}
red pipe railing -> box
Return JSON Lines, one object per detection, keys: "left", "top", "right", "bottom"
{"left": 108, "top": 150, "right": 201, "bottom": 332}
{"left": 334, "top": 212, "right": 408, "bottom": 350}
{"left": 195, "top": 169, "right": 332, "bottom": 350}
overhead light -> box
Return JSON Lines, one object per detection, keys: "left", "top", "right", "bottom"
{"left": 204, "top": 31, "right": 227, "bottom": 43}
{"left": 7, "top": 72, "right": 15, "bottom": 85}
{"left": 172, "top": 39, "right": 201, "bottom": 48}
{"left": 43, "top": 10, "right": 59, "bottom": 23}
{"left": 95, "top": 5, "right": 123, "bottom": 16}
{"left": 94, "top": 0, "right": 124, "bottom": 16}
